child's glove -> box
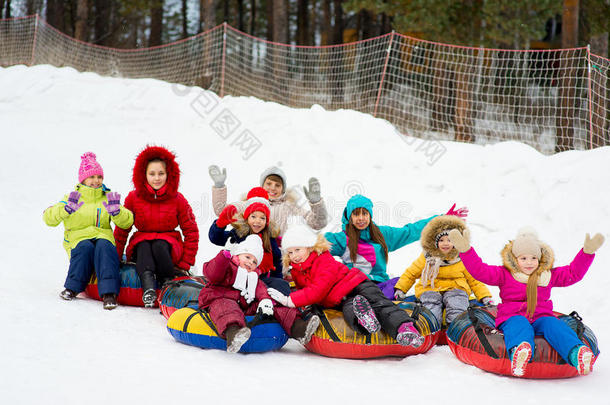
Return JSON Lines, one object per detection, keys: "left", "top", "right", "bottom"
{"left": 240, "top": 271, "right": 258, "bottom": 304}
{"left": 481, "top": 297, "right": 494, "bottom": 306}
{"left": 102, "top": 192, "right": 121, "bottom": 216}
{"left": 583, "top": 233, "right": 605, "bottom": 254}
{"left": 216, "top": 205, "right": 238, "bottom": 228}
{"left": 232, "top": 267, "right": 248, "bottom": 292}
{"left": 394, "top": 289, "right": 408, "bottom": 300}
{"left": 257, "top": 298, "right": 274, "bottom": 316}
{"left": 303, "top": 177, "right": 321, "bottom": 204}
{"left": 448, "top": 229, "right": 471, "bottom": 253}
{"left": 64, "top": 191, "right": 83, "bottom": 214}
{"left": 446, "top": 203, "right": 469, "bottom": 219}
{"left": 208, "top": 165, "right": 227, "bottom": 188}
{"left": 267, "top": 288, "right": 295, "bottom": 308}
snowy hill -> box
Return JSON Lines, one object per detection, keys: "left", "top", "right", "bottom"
{"left": 1, "top": 64, "right": 609, "bottom": 404}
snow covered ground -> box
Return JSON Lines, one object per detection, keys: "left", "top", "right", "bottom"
{"left": 1, "top": 64, "right": 609, "bottom": 404}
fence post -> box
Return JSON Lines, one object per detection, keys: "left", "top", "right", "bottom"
{"left": 586, "top": 44, "right": 594, "bottom": 150}
{"left": 29, "top": 14, "right": 39, "bottom": 67}
{"left": 373, "top": 31, "right": 394, "bottom": 117}
{"left": 220, "top": 22, "right": 227, "bottom": 98}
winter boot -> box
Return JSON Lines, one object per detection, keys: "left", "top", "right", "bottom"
{"left": 570, "top": 345, "right": 595, "bottom": 375}
{"left": 291, "top": 315, "right": 321, "bottom": 345}
{"left": 510, "top": 342, "right": 532, "bottom": 377}
{"left": 140, "top": 271, "right": 157, "bottom": 308}
{"left": 352, "top": 295, "right": 381, "bottom": 334}
{"left": 225, "top": 324, "right": 251, "bottom": 353}
{"left": 60, "top": 289, "right": 77, "bottom": 301}
{"left": 102, "top": 294, "right": 118, "bottom": 310}
{"left": 396, "top": 322, "right": 425, "bottom": 348}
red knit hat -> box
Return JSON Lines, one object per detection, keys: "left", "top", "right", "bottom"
{"left": 243, "top": 187, "right": 271, "bottom": 224}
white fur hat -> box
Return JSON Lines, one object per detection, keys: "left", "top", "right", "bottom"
{"left": 281, "top": 224, "right": 318, "bottom": 250}
{"left": 511, "top": 227, "right": 542, "bottom": 259}
{"left": 230, "top": 234, "right": 264, "bottom": 264}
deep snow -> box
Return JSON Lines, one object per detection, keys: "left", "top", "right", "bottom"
{"left": 1, "top": 64, "right": 609, "bottom": 404}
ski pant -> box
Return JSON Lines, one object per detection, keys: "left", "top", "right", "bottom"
{"left": 342, "top": 279, "right": 414, "bottom": 339}
{"left": 134, "top": 240, "right": 175, "bottom": 286}
{"left": 420, "top": 289, "right": 469, "bottom": 325}
{"left": 65, "top": 238, "right": 120, "bottom": 296}
{"left": 207, "top": 297, "right": 300, "bottom": 338}
{"left": 499, "top": 315, "right": 584, "bottom": 364}
{"left": 261, "top": 275, "right": 291, "bottom": 296}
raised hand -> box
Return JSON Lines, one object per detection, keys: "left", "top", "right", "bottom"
{"left": 216, "top": 205, "right": 238, "bottom": 228}
{"left": 583, "top": 233, "right": 605, "bottom": 254}
{"left": 102, "top": 192, "right": 121, "bottom": 216}
{"left": 208, "top": 165, "right": 227, "bottom": 188}
{"left": 64, "top": 191, "right": 83, "bottom": 214}
{"left": 303, "top": 177, "right": 321, "bottom": 204}
{"left": 446, "top": 203, "right": 469, "bottom": 219}
{"left": 448, "top": 229, "right": 471, "bottom": 253}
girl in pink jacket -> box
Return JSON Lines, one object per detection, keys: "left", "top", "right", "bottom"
{"left": 448, "top": 227, "right": 604, "bottom": 377}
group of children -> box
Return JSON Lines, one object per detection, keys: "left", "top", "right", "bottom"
{"left": 45, "top": 148, "right": 604, "bottom": 377}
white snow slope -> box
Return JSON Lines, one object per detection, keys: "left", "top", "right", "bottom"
{"left": 1, "top": 65, "right": 609, "bottom": 405}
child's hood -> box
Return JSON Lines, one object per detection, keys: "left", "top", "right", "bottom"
{"left": 420, "top": 215, "right": 465, "bottom": 261}
{"left": 501, "top": 239, "right": 555, "bottom": 285}
{"left": 132, "top": 145, "right": 180, "bottom": 198}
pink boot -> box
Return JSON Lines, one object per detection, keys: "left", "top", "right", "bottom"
{"left": 396, "top": 322, "right": 424, "bottom": 347}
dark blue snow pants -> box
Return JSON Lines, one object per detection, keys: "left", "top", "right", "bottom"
{"left": 64, "top": 238, "right": 120, "bottom": 296}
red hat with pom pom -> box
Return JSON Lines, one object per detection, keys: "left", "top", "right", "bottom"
{"left": 243, "top": 187, "right": 271, "bottom": 224}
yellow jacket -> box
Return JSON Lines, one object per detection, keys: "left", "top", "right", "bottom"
{"left": 395, "top": 253, "right": 491, "bottom": 300}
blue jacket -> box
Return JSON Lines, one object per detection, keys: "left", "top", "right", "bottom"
{"left": 325, "top": 194, "right": 436, "bottom": 283}
{"left": 208, "top": 220, "right": 283, "bottom": 278}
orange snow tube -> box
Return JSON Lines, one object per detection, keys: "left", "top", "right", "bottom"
{"left": 305, "top": 301, "right": 441, "bottom": 359}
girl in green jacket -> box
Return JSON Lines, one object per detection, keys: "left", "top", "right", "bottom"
{"left": 43, "top": 152, "right": 133, "bottom": 310}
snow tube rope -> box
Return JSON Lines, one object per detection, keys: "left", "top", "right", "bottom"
{"left": 467, "top": 305, "right": 499, "bottom": 359}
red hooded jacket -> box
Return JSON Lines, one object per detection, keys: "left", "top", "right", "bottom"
{"left": 114, "top": 146, "right": 199, "bottom": 270}
{"left": 289, "top": 250, "right": 368, "bottom": 308}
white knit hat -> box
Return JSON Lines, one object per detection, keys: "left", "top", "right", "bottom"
{"left": 511, "top": 227, "right": 542, "bottom": 259}
{"left": 230, "top": 234, "right": 264, "bottom": 264}
{"left": 281, "top": 224, "right": 318, "bottom": 250}
{"left": 260, "top": 166, "right": 287, "bottom": 188}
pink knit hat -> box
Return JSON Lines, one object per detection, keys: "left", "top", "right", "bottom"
{"left": 78, "top": 152, "right": 104, "bottom": 183}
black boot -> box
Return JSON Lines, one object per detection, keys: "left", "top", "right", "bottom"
{"left": 140, "top": 271, "right": 156, "bottom": 307}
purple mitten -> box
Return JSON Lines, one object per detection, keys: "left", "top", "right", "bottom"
{"left": 64, "top": 191, "right": 83, "bottom": 214}
{"left": 102, "top": 192, "right": 121, "bottom": 216}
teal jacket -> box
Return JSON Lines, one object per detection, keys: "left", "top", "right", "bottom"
{"left": 325, "top": 194, "right": 435, "bottom": 283}
{"left": 44, "top": 184, "right": 133, "bottom": 257}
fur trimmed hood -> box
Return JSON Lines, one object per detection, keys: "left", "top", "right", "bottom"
{"left": 231, "top": 213, "right": 280, "bottom": 239}
{"left": 132, "top": 145, "right": 180, "bottom": 201}
{"left": 420, "top": 215, "right": 466, "bottom": 261}
{"left": 501, "top": 239, "right": 555, "bottom": 286}
{"left": 282, "top": 234, "right": 331, "bottom": 268}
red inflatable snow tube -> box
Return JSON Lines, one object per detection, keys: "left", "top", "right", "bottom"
{"left": 85, "top": 263, "right": 160, "bottom": 307}
{"left": 304, "top": 301, "right": 441, "bottom": 359}
{"left": 446, "top": 306, "right": 600, "bottom": 379}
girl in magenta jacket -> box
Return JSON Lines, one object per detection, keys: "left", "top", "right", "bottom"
{"left": 448, "top": 227, "right": 604, "bottom": 377}
{"left": 198, "top": 235, "right": 320, "bottom": 353}
{"left": 267, "top": 225, "right": 425, "bottom": 348}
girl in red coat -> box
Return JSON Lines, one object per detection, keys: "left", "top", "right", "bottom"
{"left": 268, "top": 225, "right": 424, "bottom": 347}
{"left": 198, "top": 235, "right": 320, "bottom": 353}
{"left": 114, "top": 146, "right": 200, "bottom": 307}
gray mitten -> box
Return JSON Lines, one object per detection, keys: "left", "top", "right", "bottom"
{"left": 208, "top": 165, "right": 227, "bottom": 188}
{"left": 303, "top": 177, "right": 321, "bottom": 204}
